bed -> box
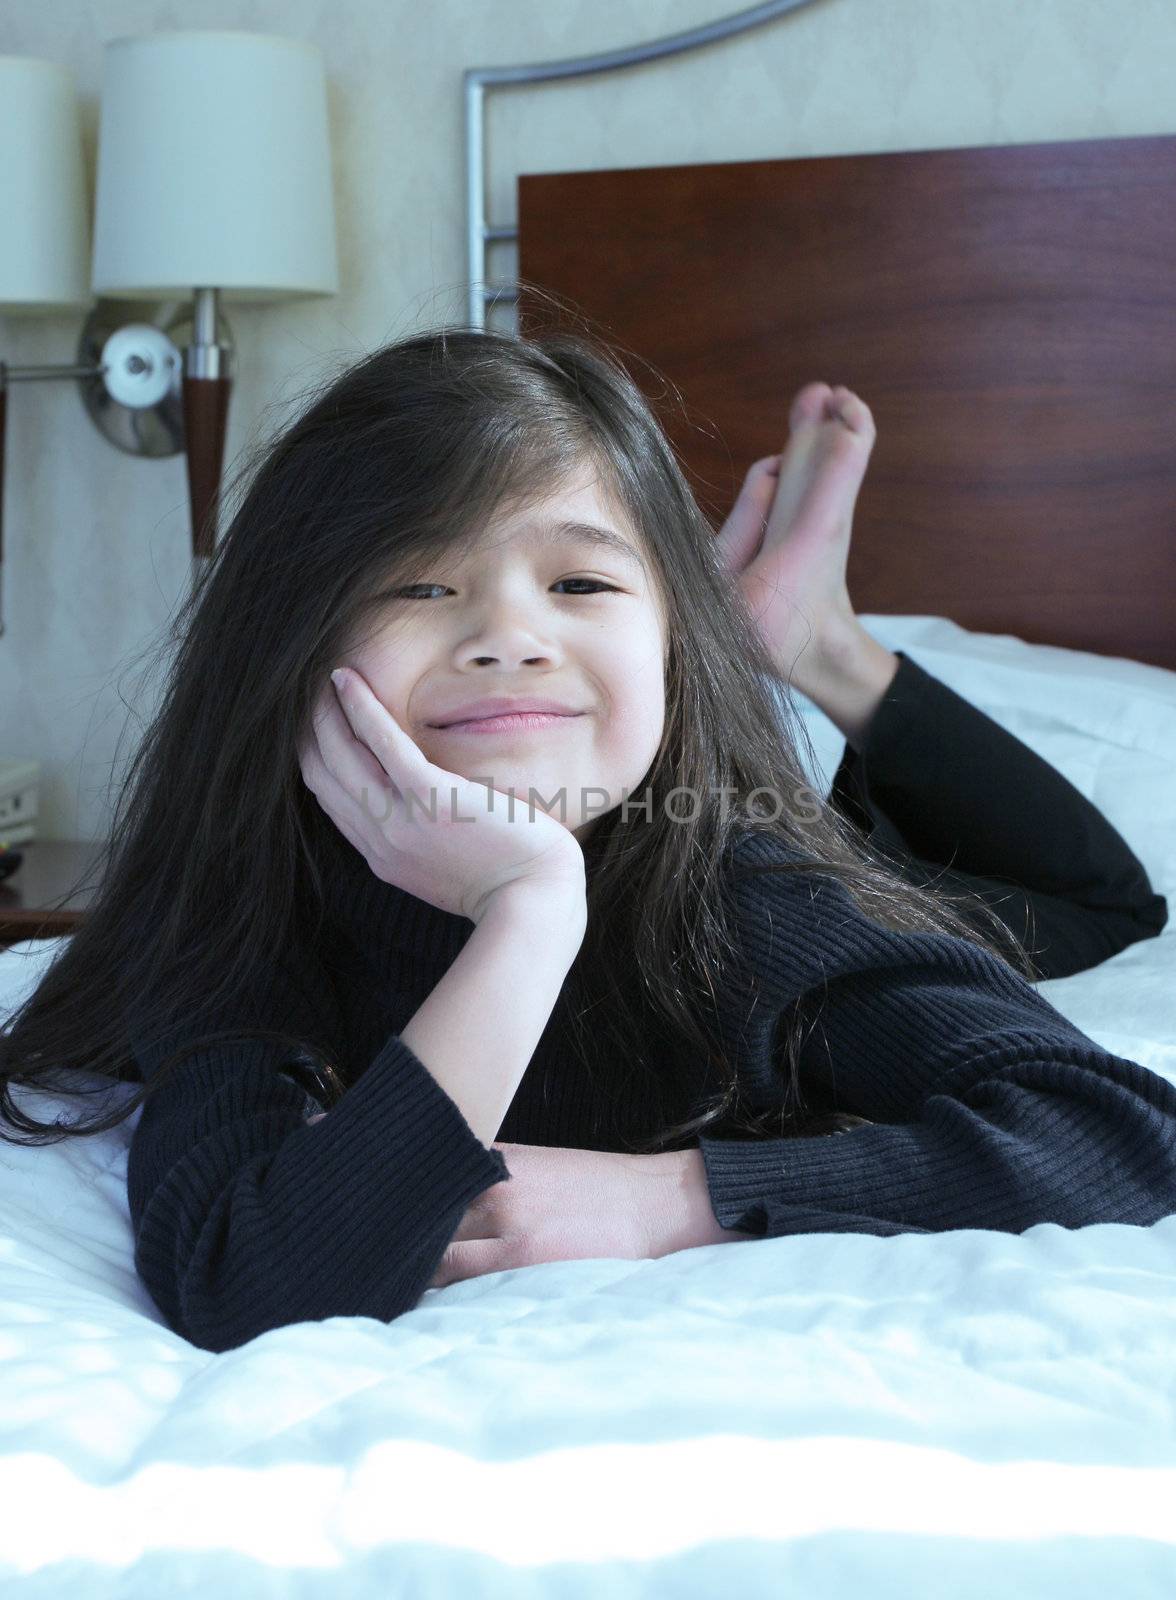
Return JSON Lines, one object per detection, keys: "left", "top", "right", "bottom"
{"left": 3, "top": 129, "right": 1176, "bottom": 1596}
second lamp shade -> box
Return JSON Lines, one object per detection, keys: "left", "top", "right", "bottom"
{"left": 0, "top": 56, "right": 90, "bottom": 313}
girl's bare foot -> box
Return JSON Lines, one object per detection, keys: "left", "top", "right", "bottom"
{"left": 765, "top": 382, "right": 874, "bottom": 578}
{"left": 715, "top": 383, "right": 899, "bottom": 745}
{"left": 716, "top": 382, "right": 876, "bottom": 654}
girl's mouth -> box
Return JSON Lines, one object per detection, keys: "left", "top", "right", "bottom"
{"left": 435, "top": 711, "right": 584, "bottom": 735}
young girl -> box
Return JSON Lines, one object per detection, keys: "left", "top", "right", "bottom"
{"left": 1, "top": 327, "right": 1172, "bottom": 1357}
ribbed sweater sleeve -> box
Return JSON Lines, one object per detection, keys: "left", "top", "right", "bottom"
{"left": 697, "top": 830, "right": 1176, "bottom": 1239}
{"left": 125, "top": 946, "right": 509, "bottom": 1354}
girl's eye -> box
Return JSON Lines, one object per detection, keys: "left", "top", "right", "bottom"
{"left": 388, "top": 579, "right": 617, "bottom": 600}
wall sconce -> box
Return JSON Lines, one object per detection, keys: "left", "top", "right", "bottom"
{"left": 0, "top": 31, "right": 339, "bottom": 638}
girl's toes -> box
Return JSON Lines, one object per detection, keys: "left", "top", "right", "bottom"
{"left": 829, "top": 386, "right": 875, "bottom": 437}
{"left": 789, "top": 381, "right": 834, "bottom": 431}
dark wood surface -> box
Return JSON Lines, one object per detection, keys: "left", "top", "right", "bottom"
{"left": 518, "top": 132, "right": 1176, "bottom": 671}
{"left": 0, "top": 840, "right": 107, "bottom": 946}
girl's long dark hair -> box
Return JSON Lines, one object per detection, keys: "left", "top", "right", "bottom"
{"left": 0, "top": 308, "right": 1034, "bottom": 1152}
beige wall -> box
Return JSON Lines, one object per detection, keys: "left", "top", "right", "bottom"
{"left": 1, "top": 0, "right": 1173, "bottom": 838}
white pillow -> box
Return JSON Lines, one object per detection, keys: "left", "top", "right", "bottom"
{"left": 778, "top": 614, "right": 1176, "bottom": 907}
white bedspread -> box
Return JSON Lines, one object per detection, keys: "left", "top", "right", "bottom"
{"left": 1, "top": 617, "right": 1174, "bottom": 1596}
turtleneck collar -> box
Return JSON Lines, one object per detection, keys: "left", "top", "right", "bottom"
{"left": 311, "top": 819, "right": 796, "bottom": 983}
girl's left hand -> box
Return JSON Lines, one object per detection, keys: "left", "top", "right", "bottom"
{"left": 426, "top": 1140, "right": 685, "bottom": 1291}
{"left": 304, "top": 1119, "right": 750, "bottom": 1287}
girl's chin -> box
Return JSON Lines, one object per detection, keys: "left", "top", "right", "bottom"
{"left": 460, "top": 777, "right": 611, "bottom": 828}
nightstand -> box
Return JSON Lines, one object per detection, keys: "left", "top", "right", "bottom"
{"left": 0, "top": 840, "right": 108, "bottom": 948}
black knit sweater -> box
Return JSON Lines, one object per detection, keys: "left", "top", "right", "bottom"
{"left": 125, "top": 657, "right": 1175, "bottom": 1353}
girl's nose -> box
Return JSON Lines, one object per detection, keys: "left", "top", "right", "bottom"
{"left": 455, "top": 612, "right": 560, "bottom": 671}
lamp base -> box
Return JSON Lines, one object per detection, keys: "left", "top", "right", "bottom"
{"left": 77, "top": 298, "right": 236, "bottom": 459}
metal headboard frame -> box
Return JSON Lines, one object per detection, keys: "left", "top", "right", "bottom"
{"left": 463, "top": 0, "right": 825, "bottom": 331}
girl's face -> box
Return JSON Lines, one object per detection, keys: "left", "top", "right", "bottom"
{"left": 345, "top": 467, "right": 669, "bottom": 841}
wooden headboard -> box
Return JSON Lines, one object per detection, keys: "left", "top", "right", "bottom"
{"left": 517, "top": 133, "right": 1176, "bottom": 671}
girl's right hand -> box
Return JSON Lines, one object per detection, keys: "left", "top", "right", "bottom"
{"left": 297, "top": 666, "right": 587, "bottom": 926}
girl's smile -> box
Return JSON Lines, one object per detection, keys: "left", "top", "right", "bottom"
{"left": 431, "top": 710, "right": 587, "bottom": 735}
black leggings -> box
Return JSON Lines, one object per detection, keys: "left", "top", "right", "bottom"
{"left": 825, "top": 652, "right": 1169, "bottom": 980}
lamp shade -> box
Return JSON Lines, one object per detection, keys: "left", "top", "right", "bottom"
{"left": 0, "top": 57, "right": 91, "bottom": 314}
{"left": 92, "top": 31, "right": 338, "bottom": 302}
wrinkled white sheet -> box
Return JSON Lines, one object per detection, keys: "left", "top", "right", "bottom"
{"left": 1, "top": 616, "right": 1174, "bottom": 1596}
